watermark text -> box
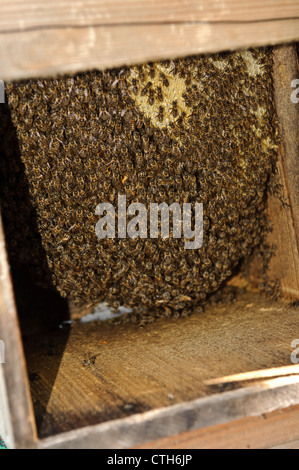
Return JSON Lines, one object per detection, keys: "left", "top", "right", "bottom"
{"left": 95, "top": 195, "right": 203, "bottom": 249}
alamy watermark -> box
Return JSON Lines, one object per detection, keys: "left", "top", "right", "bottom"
{"left": 0, "top": 80, "right": 4, "bottom": 104}
{"left": 0, "top": 340, "right": 4, "bottom": 364}
{"left": 291, "top": 339, "right": 299, "bottom": 364}
{"left": 290, "top": 79, "right": 299, "bottom": 104}
{"left": 95, "top": 195, "right": 203, "bottom": 249}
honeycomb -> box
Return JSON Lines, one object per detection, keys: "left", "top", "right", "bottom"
{"left": 0, "top": 48, "right": 280, "bottom": 318}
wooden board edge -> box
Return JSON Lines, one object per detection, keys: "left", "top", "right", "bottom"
{"left": 135, "top": 404, "right": 299, "bottom": 449}
{"left": 1, "top": 0, "right": 299, "bottom": 32}
{"left": 0, "top": 209, "right": 37, "bottom": 449}
{"left": 38, "top": 375, "right": 299, "bottom": 449}
{"left": 248, "top": 44, "right": 299, "bottom": 299}
{"left": 268, "top": 45, "right": 299, "bottom": 298}
{"left": 0, "top": 21, "right": 299, "bottom": 81}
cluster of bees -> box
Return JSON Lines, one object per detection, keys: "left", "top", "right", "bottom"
{"left": 0, "top": 48, "right": 280, "bottom": 318}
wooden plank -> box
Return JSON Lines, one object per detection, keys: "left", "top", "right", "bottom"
{"left": 205, "top": 364, "right": 299, "bottom": 385}
{"left": 248, "top": 45, "right": 299, "bottom": 299}
{"left": 1, "top": 0, "right": 299, "bottom": 31}
{"left": 134, "top": 404, "right": 299, "bottom": 449}
{"left": 0, "top": 211, "right": 37, "bottom": 448}
{"left": 0, "top": 15, "right": 299, "bottom": 80}
{"left": 268, "top": 46, "right": 299, "bottom": 298}
{"left": 39, "top": 377, "right": 299, "bottom": 449}
{"left": 21, "top": 289, "right": 299, "bottom": 440}
{"left": 272, "top": 438, "right": 299, "bottom": 449}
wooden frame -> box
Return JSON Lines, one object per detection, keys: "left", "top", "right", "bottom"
{"left": 265, "top": 46, "right": 299, "bottom": 297}
{"left": 40, "top": 376, "right": 299, "bottom": 449}
{"left": 0, "top": 214, "right": 37, "bottom": 448}
{"left": 0, "top": 1, "right": 299, "bottom": 450}
{"left": 0, "top": 0, "right": 299, "bottom": 80}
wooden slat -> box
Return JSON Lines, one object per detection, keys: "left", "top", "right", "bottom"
{"left": 248, "top": 45, "right": 299, "bottom": 299}
{"left": 20, "top": 288, "right": 299, "bottom": 441}
{"left": 271, "top": 45, "right": 299, "bottom": 283}
{"left": 205, "top": 364, "right": 299, "bottom": 385}
{"left": 272, "top": 438, "right": 299, "bottom": 449}
{"left": 134, "top": 404, "right": 299, "bottom": 449}
{"left": 0, "top": 211, "right": 37, "bottom": 448}
{"left": 39, "top": 377, "right": 299, "bottom": 449}
{"left": 264, "top": 46, "right": 299, "bottom": 299}
{"left": 0, "top": 2, "right": 299, "bottom": 80}
{"left": 1, "top": 0, "right": 299, "bottom": 31}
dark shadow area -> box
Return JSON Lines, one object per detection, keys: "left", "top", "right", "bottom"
{"left": 0, "top": 98, "right": 71, "bottom": 437}
{"left": 11, "top": 266, "right": 71, "bottom": 436}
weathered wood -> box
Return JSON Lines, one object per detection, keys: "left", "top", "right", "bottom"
{"left": 0, "top": 4, "right": 298, "bottom": 450}
{"left": 247, "top": 45, "right": 299, "bottom": 299}
{"left": 272, "top": 438, "right": 299, "bottom": 449}
{"left": 21, "top": 289, "right": 299, "bottom": 441}
{"left": 38, "top": 376, "right": 299, "bottom": 449}
{"left": 205, "top": 364, "right": 299, "bottom": 385}
{"left": 134, "top": 404, "right": 299, "bottom": 449}
{"left": 2, "top": 0, "right": 299, "bottom": 31}
{"left": 0, "top": 1, "right": 299, "bottom": 80}
{"left": 0, "top": 212, "right": 37, "bottom": 448}
{"left": 266, "top": 46, "right": 299, "bottom": 298}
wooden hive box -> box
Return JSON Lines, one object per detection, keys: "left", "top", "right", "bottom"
{"left": 0, "top": 0, "right": 299, "bottom": 449}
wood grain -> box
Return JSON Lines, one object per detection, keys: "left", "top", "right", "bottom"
{"left": 0, "top": 2, "right": 299, "bottom": 80}
{"left": 21, "top": 289, "right": 299, "bottom": 442}
{"left": 205, "top": 364, "right": 299, "bottom": 384}
{"left": 1, "top": 0, "right": 299, "bottom": 31}
{"left": 39, "top": 377, "right": 299, "bottom": 449}
{"left": 134, "top": 404, "right": 299, "bottom": 449}
{"left": 0, "top": 212, "right": 37, "bottom": 448}
{"left": 0, "top": 5, "right": 298, "bottom": 449}
{"left": 266, "top": 46, "right": 299, "bottom": 298}
{"left": 247, "top": 46, "right": 299, "bottom": 299}
{"left": 38, "top": 376, "right": 299, "bottom": 449}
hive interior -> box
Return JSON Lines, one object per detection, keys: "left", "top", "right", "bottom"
{"left": 1, "top": 47, "right": 296, "bottom": 446}
{"left": 0, "top": 48, "right": 280, "bottom": 320}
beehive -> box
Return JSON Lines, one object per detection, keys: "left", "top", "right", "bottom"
{"left": 0, "top": 49, "right": 280, "bottom": 321}
{"left": 0, "top": 0, "right": 299, "bottom": 450}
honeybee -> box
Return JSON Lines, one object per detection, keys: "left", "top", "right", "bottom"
{"left": 157, "top": 106, "right": 164, "bottom": 123}
{"left": 141, "top": 82, "right": 152, "bottom": 97}
{"left": 148, "top": 64, "right": 155, "bottom": 79}
{"left": 159, "top": 72, "right": 169, "bottom": 87}
{"left": 156, "top": 87, "right": 163, "bottom": 102}
{"left": 185, "top": 71, "right": 192, "bottom": 86}
{"left": 170, "top": 101, "right": 178, "bottom": 118}
{"left": 148, "top": 89, "right": 155, "bottom": 106}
